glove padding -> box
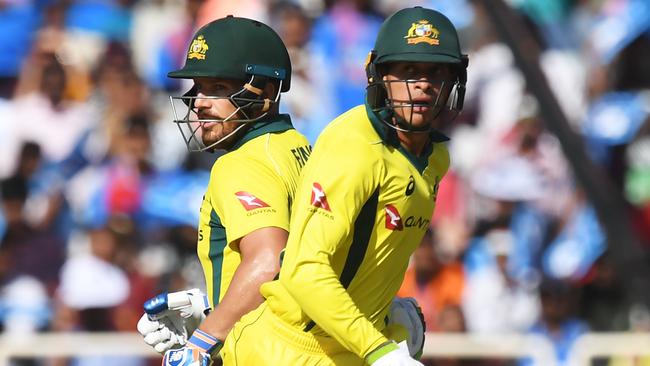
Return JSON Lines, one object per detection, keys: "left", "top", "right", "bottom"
{"left": 161, "top": 329, "right": 222, "bottom": 366}
{"left": 137, "top": 289, "right": 211, "bottom": 354}
{"left": 162, "top": 347, "right": 211, "bottom": 366}
{"left": 386, "top": 297, "right": 425, "bottom": 359}
{"left": 138, "top": 314, "right": 188, "bottom": 353}
{"left": 368, "top": 341, "right": 425, "bottom": 366}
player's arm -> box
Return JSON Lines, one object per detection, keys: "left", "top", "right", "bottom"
{"left": 277, "top": 141, "right": 389, "bottom": 360}
{"left": 282, "top": 252, "right": 388, "bottom": 357}
{"left": 194, "top": 156, "right": 290, "bottom": 348}
{"left": 197, "top": 226, "right": 286, "bottom": 341}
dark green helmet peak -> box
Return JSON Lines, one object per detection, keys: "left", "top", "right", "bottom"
{"left": 168, "top": 16, "right": 291, "bottom": 92}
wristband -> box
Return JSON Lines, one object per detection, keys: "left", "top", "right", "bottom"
{"left": 365, "top": 341, "right": 399, "bottom": 365}
{"left": 187, "top": 329, "right": 223, "bottom": 356}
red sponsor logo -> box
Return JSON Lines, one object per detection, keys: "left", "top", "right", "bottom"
{"left": 235, "top": 191, "right": 270, "bottom": 211}
{"left": 385, "top": 204, "right": 403, "bottom": 231}
{"left": 310, "top": 182, "right": 331, "bottom": 211}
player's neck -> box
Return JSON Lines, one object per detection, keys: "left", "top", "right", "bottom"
{"left": 397, "top": 130, "right": 430, "bottom": 157}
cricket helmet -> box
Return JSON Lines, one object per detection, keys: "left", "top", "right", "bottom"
{"left": 169, "top": 16, "right": 292, "bottom": 151}
{"left": 365, "top": 7, "right": 468, "bottom": 133}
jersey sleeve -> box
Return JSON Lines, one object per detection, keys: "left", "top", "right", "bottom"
{"left": 277, "top": 134, "right": 388, "bottom": 359}
{"left": 209, "top": 155, "right": 290, "bottom": 246}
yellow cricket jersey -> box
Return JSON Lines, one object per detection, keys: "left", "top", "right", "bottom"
{"left": 260, "top": 104, "right": 450, "bottom": 359}
{"left": 197, "top": 114, "right": 311, "bottom": 307}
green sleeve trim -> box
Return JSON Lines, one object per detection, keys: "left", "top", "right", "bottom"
{"left": 366, "top": 341, "right": 399, "bottom": 365}
{"left": 208, "top": 209, "right": 227, "bottom": 305}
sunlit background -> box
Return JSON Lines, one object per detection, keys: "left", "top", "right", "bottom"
{"left": 1, "top": 0, "right": 650, "bottom": 365}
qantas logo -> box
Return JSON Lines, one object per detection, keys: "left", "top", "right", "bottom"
{"left": 235, "top": 191, "right": 270, "bottom": 211}
{"left": 311, "top": 182, "right": 331, "bottom": 211}
{"left": 385, "top": 204, "right": 404, "bottom": 231}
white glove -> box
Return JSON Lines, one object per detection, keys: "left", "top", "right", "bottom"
{"left": 368, "top": 341, "right": 424, "bottom": 366}
{"left": 137, "top": 289, "right": 211, "bottom": 354}
{"left": 387, "top": 297, "right": 425, "bottom": 359}
{"left": 162, "top": 347, "right": 211, "bottom": 366}
{"left": 138, "top": 314, "right": 187, "bottom": 354}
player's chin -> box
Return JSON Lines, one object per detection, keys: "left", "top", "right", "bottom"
{"left": 405, "top": 113, "right": 430, "bottom": 128}
{"left": 201, "top": 133, "right": 220, "bottom": 148}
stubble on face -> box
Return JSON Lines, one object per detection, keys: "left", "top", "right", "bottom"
{"left": 193, "top": 77, "right": 245, "bottom": 149}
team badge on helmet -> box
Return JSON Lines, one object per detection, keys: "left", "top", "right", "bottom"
{"left": 188, "top": 35, "right": 209, "bottom": 60}
{"left": 404, "top": 20, "right": 440, "bottom": 45}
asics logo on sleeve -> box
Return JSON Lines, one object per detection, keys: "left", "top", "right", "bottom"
{"left": 385, "top": 204, "right": 404, "bottom": 231}
{"left": 310, "top": 182, "right": 331, "bottom": 211}
{"left": 235, "top": 191, "right": 270, "bottom": 211}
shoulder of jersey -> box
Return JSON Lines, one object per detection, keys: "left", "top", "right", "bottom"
{"left": 317, "top": 105, "right": 379, "bottom": 148}
{"left": 211, "top": 148, "right": 262, "bottom": 175}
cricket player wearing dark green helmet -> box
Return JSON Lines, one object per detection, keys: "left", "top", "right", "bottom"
{"left": 366, "top": 6, "right": 468, "bottom": 136}
{"left": 218, "top": 7, "right": 468, "bottom": 366}
{"left": 136, "top": 16, "right": 312, "bottom": 366}
{"left": 168, "top": 15, "right": 294, "bottom": 152}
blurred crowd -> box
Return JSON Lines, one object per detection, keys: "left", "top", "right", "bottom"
{"left": 0, "top": 0, "right": 649, "bottom": 365}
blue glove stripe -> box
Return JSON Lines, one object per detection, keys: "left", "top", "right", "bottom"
{"left": 202, "top": 296, "right": 210, "bottom": 312}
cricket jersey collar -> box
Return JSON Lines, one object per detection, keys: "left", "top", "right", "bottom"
{"left": 230, "top": 113, "right": 294, "bottom": 151}
{"left": 364, "top": 102, "right": 449, "bottom": 174}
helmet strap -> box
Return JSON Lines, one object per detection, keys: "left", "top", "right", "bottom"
{"left": 229, "top": 75, "right": 276, "bottom": 120}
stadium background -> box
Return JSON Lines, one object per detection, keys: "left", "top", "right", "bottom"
{"left": 1, "top": 0, "right": 650, "bottom": 365}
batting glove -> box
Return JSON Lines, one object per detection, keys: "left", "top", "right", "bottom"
{"left": 137, "top": 289, "right": 211, "bottom": 354}
{"left": 386, "top": 297, "right": 426, "bottom": 359}
{"left": 366, "top": 341, "right": 425, "bottom": 366}
{"left": 161, "top": 329, "right": 223, "bottom": 366}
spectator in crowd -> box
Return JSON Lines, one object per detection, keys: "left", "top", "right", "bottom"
{"left": 0, "top": 176, "right": 65, "bottom": 297}
{"left": 519, "top": 279, "right": 589, "bottom": 366}
{"left": 463, "top": 226, "right": 540, "bottom": 334}
{"left": 0, "top": 175, "right": 63, "bottom": 336}
{"left": 55, "top": 218, "right": 147, "bottom": 366}
{"left": 13, "top": 52, "right": 92, "bottom": 164}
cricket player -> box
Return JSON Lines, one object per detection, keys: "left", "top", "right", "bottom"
{"left": 135, "top": 16, "right": 312, "bottom": 364}
{"left": 220, "top": 7, "right": 468, "bottom": 366}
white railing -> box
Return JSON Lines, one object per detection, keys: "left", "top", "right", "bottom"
{"left": 568, "top": 333, "right": 650, "bottom": 365}
{"left": 423, "top": 333, "right": 557, "bottom": 366}
{"left": 0, "top": 333, "right": 157, "bottom": 366}
{"left": 0, "top": 332, "right": 649, "bottom": 366}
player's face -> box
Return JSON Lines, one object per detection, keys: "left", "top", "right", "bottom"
{"left": 192, "top": 77, "right": 245, "bottom": 148}
{"left": 383, "top": 62, "right": 455, "bottom": 130}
